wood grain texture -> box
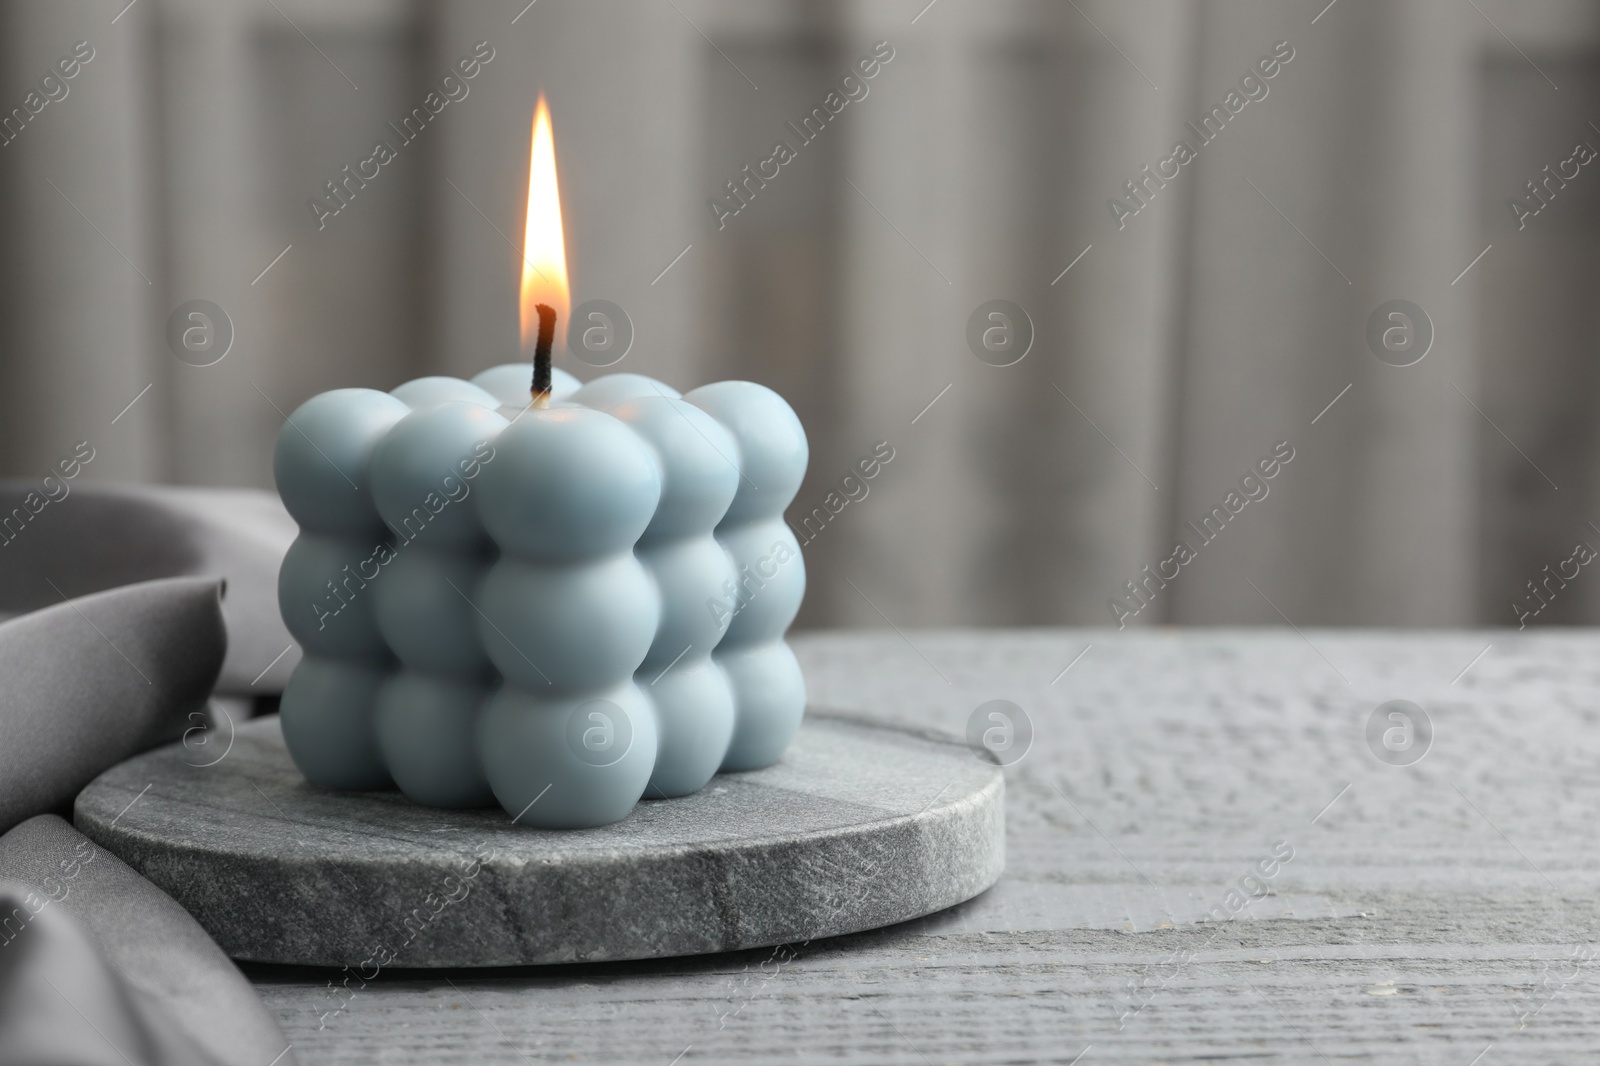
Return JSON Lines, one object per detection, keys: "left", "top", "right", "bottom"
{"left": 250, "top": 628, "right": 1600, "bottom": 1064}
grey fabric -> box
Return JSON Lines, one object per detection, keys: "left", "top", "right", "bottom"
{"left": 0, "top": 879, "right": 213, "bottom": 1066}
{"left": 0, "top": 576, "right": 225, "bottom": 835}
{"left": 0, "top": 484, "right": 298, "bottom": 694}
{"left": 0, "top": 534, "right": 297, "bottom": 1062}
{"left": 0, "top": 817, "right": 295, "bottom": 1066}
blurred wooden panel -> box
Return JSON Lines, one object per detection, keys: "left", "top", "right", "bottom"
{"left": 1476, "top": 55, "right": 1600, "bottom": 626}
{"left": 1, "top": 0, "right": 1599, "bottom": 631}
{"left": 0, "top": 0, "right": 164, "bottom": 481}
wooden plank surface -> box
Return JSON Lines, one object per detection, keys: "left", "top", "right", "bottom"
{"left": 248, "top": 628, "right": 1600, "bottom": 1064}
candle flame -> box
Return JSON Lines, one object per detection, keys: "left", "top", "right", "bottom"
{"left": 519, "top": 95, "right": 568, "bottom": 352}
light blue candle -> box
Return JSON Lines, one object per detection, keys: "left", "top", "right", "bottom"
{"left": 474, "top": 404, "right": 663, "bottom": 827}
{"left": 275, "top": 369, "right": 809, "bottom": 827}
{"left": 388, "top": 376, "right": 501, "bottom": 411}
{"left": 687, "top": 381, "right": 809, "bottom": 771}
{"left": 375, "top": 672, "right": 493, "bottom": 808}
{"left": 368, "top": 399, "right": 507, "bottom": 808}
{"left": 471, "top": 362, "right": 581, "bottom": 405}
{"left": 571, "top": 372, "right": 679, "bottom": 408}
{"left": 280, "top": 656, "right": 391, "bottom": 791}
{"left": 591, "top": 387, "right": 740, "bottom": 798}
{"left": 275, "top": 388, "right": 410, "bottom": 791}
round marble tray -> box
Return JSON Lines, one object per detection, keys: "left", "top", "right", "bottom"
{"left": 74, "top": 712, "right": 1004, "bottom": 967}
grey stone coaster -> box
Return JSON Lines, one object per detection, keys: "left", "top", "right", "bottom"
{"left": 73, "top": 712, "right": 1003, "bottom": 968}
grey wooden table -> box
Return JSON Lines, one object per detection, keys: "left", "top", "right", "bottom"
{"left": 249, "top": 628, "right": 1600, "bottom": 1064}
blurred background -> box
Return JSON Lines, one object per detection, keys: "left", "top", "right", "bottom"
{"left": 0, "top": 0, "right": 1596, "bottom": 631}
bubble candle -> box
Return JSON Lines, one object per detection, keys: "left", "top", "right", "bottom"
{"left": 274, "top": 95, "right": 808, "bottom": 828}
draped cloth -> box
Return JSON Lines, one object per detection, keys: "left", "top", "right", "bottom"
{"left": 0, "top": 819, "right": 294, "bottom": 1066}
{"left": 0, "top": 486, "right": 298, "bottom": 1065}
